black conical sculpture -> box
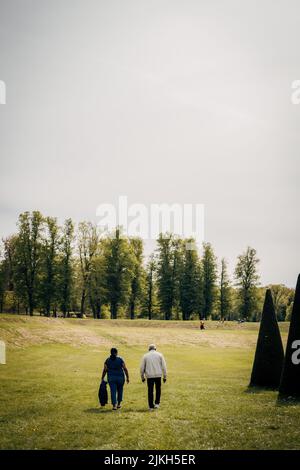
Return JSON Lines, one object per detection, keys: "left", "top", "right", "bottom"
{"left": 279, "top": 274, "right": 300, "bottom": 399}
{"left": 249, "top": 289, "right": 284, "bottom": 389}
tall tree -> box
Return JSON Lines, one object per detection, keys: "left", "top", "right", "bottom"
{"left": 4, "top": 235, "right": 27, "bottom": 313}
{"left": 129, "top": 238, "right": 143, "bottom": 319}
{"left": 179, "top": 240, "right": 200, "bottom": 320}
{"left": 235, "top": 247, "right": 260, "bottom": 320}
{"left": 145, "top": 254, "right": 156, "bottom": 320}
{"left": 156, "top": 234, "right": 179, "bottom": 320}
{"left": 59, "top": 219, "right": 74, "bottom": 317}
{"left": 195, "top": 260, "right": 204, "bottom": 319}
{"left": 202, "top": 242, "right": 217, "bottom": 319}
{"left": 219, "top": 258, "right": 232, "bottom": 320}
{"left": 104, "top": 228, "right": 134, "bottom": 319}
{"left": 2, "top": 236, "right": 17, "bottom": 292}
{"left": 14, "top": 211, "right": 43, "bottom": 315}
{"left": 0, "top": 237, "right": 18, "bottom": 313}
{"left": 88, "top": 241, "right": 107, "bottom": 319}
{"left": 170, "top": 238, "right": 183, "bottom": 319}
{"left": 40, "top": 217, "right": 60, "bottom": 316}
{"left": 78, "top": 222, "right": 100, "bottom": 317}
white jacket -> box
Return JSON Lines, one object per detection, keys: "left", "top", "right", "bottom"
{"left": 140, "top": 350, "right": 167, "bottom": 379}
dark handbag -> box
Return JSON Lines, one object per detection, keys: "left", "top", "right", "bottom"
{"left": 98, "top": 379, "right": 108, "bottom": 406}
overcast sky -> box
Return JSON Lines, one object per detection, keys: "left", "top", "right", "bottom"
{"left": 0, "top": 0, "right": 299, "bottom": 286}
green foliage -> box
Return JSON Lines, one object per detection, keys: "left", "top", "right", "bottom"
{"left": 1, "top": 235, "right": 26, "bottom": 312}
{"left": 235, "top": 247, "right": 260, "bottom": 320}
{"left": 218, "top": 258, "right": 232, "bottom": 320}
{"left": 59, "top": 218, "right": 74, "bottom": 317}
{"left": 88, "top": 240, "right": 107, "bottom": 319}
{"left": 156, "top": 234, "right": 183, "bottom": 320}
{"left": 103, "top": 228, "right": 135, "bottom": 319}
{"left": 39, "top": 217, "right": 60, "bottom": 316}
{"left": 77, "top": 222, "right": 101, "bottom": 317}
{"left": 268, "top": 284, "right": 294, "bottom": 321}
{"left": 129, "top": 238, "right": 144, "bottom": 319}
{"left": 202, "top": 242, "right": 217, "bottom": 319}
{"left": 3, "top": 290, "right": 18, "bottom": 313}
{"left": 179, "top": 239, "right": 201, "bottom": 320}
{"left": 142, "top": 254, "right": 157, "bottom": 319}
{"left": 2, "top": 236, "right": 17, "bottom": 291}
{"left": 0, "top": 212, "right": 290, "bottom": 322}
{"left": 14, "top": 211, "right": 44, "bottom": 315}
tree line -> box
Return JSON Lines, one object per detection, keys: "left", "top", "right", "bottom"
{"left": 0, "top": 211, "right": 294, "bottom": 321}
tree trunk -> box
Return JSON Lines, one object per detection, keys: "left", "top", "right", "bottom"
{"left": 130, "top": 300, "right": 135, "bottom": 320}
{"left": 111, "top": 302, "right": 117, "bottom": 319}
{"left": 29, "top": 304, "right": 34, "bottom": 316}
{"left": 80, "top": 289, "right": 86, "bottom": 318}
{"left": 96, "top": 303, "right": 101, "bottom": 319}
{"left": 28, "top": 290, "right": 34, "bottom": 316}
{"left": 165, "top": 308, "right": 171, "bottom": 321}
{"left": 148, "top": 283, "right": 152, "bottom": 320}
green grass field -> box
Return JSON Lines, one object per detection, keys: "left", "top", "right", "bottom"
{"left": 0, "top": 315, "right": 299, "bottom": 450}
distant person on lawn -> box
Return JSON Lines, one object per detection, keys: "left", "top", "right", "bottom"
{"left": 101, "top": 348, "right": 129, "bottom": 411}
{"left": 140, "top": 344, "right": 167, "bottom": 410}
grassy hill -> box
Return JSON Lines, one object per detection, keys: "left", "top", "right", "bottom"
{"left": 0, "top": 315, "right": 299, "bottom": 450}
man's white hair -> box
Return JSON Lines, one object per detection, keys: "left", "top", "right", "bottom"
{"left": 148, "top": 344, "right": 156, "bottom": 351}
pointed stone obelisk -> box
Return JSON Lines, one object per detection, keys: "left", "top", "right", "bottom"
{"left": 249, "top": 289, "right": 284, "bottom": 389}
{"left": 279, "top": 274, "right": 300, "bottom": 398}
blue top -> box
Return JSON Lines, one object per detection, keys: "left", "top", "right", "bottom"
{"left": 105, "top": 356, "right": 125, "bottom": 380}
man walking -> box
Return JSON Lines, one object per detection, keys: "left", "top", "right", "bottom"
{"left": 140, "top": 344, "right": 167, "bottom": 410}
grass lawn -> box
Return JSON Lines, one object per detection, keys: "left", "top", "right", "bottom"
{"left": 0, "top": 314, "right": 300, "bottom": 450}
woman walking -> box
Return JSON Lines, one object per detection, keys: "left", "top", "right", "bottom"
{"left": 101, "top": 348, "right": 129, "bottom": 410}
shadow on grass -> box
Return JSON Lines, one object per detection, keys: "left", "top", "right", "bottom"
{"left": 276, "top": 395, "right": 300, "bottom": 407}
{"left": 245, "top": 385, "right": 278, "bottom": 394}
{"left": 245, "top": 387, "right": 300, "bottom": 406}
{"left": 84, "top": 407, "right": 150, "bottom": 414}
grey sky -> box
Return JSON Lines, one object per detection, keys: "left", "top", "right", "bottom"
{"left": 0, "top": 0, "right": 299, "bottom": 286}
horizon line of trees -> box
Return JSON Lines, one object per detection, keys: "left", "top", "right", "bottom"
{"left": 0, "top": 211, "right": 295, "bottom": 322}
